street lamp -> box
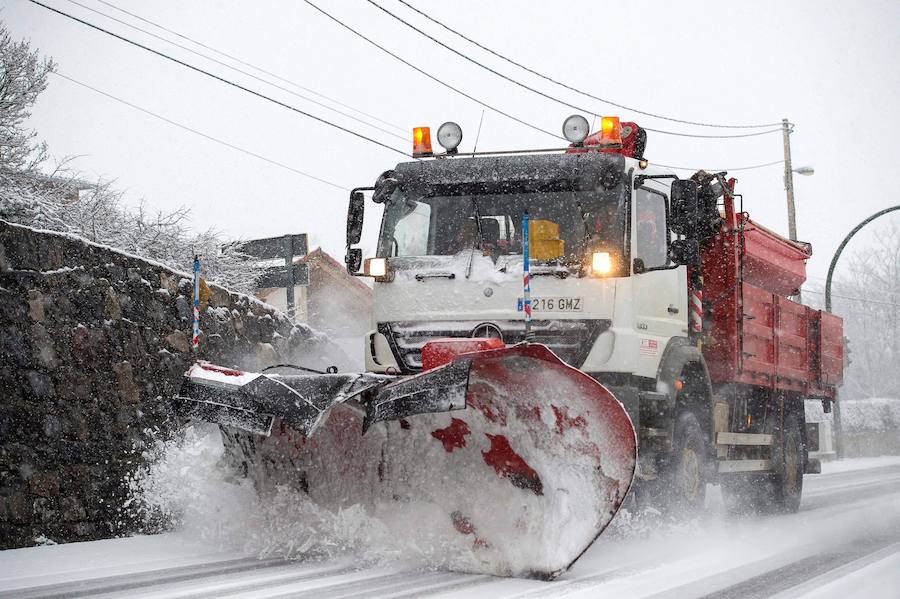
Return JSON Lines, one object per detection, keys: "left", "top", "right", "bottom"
{"left": 824, "top": 205, "right": 900, "bottom": 459}
{"left": 793, "top": 166, "right": 815, "bottom": 176}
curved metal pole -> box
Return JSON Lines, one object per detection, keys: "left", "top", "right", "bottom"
{"left": 826, "top": 205, "right": 900, "bottom": 312}
{"left": 824, "top": 205, "right": 900, "bottom": 459}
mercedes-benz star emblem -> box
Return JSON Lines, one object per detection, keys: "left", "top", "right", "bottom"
{"left": 472, "top": 323, "right": 503, "bottom": 341}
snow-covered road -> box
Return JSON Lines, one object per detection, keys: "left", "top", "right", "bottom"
{"left": 2, "top": 457, "right": 900, "bottom": 598}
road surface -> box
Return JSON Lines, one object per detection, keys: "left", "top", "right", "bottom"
{"left": 2, "top": 457, "right": 899, "bottom": 598}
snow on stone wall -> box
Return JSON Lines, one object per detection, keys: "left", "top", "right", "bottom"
{"left": 0, "top": 220, "right": 347, "bottom": 549}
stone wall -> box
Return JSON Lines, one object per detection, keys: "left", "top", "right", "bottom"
{"left": 0, "top": 220, "right": 345, "bottom": 549}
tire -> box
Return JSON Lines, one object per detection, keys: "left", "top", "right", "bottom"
{"left": 670, "top": 411, "right": 707, "bottom": 513}
{"left": 721, "top": 411, "right": 805, "bottom": 515}
{"left": 772, "top": 412, "right": 805, "bottom": 513}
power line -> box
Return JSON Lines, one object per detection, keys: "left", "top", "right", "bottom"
{"left": 806, "top": 276, "right": 900, "bottom": 299}
{"left": 94, "top": 0, "right": 407, "bottom": 135}
{"left": 808, "top": 271, "right": 900, "bottom": 296}
{"left": 645, "top": 128, "right": 784, "bottom": 139}
{"left": 803, "top": 287, "right": 900, "bottom": 308}
{"left": 367, "top": 0, "right": 784, "bottom": 139}
{"left": 653, "top": 159, "right": 784, "bottom": 172}
{"left": 27, "top": 0, "right": 411, "bottom": 158}
{"left": 301, "top": 0, "right": 562, "bottom": 141}
{"left": 63, "top": 0, "right": 407, "bottom": 142}
{"left": 393, "top": 0, "right": 782, "bottom": 131}
{"left": 52, "top": 71, "right": 348, "bottom": 190}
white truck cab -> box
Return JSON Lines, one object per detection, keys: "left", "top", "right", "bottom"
{"left": 358, "top": 152, "right": 686, "bottom": 386}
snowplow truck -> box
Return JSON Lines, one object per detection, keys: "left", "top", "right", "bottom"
{"left": 174, "top": 116, "right": 843, "bottom": 579}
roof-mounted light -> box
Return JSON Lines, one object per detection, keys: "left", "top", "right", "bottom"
{"left": 436, "top": 121, "right": 463, "bottom": 154}
{"left": 412, "top": 126, "right": 433, "bottom": 157}
{"left": 563, "top": 114, "right": 590, "bottom": 145}
{"left": 599, "top": 116, "right": 622, "bottom": 145}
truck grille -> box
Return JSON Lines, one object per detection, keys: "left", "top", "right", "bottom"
{"left": 378, "top": 320, "right": 609, "bottom": 373}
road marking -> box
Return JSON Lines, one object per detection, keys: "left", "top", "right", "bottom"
{"left": 768, "top": 541, "right": 900, "bottom": 599}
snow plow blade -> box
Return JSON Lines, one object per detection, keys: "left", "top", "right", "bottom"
{"left": 173, "top": 360, "right": 468, "bottom": 436}
{"left": 173, "top": 344, "right": 636, "bottom": 579}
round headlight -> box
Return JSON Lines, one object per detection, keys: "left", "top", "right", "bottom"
{"left": 563, "top": 114, "right": 590, "bottom": 144}
{"left": 437, "top": 121, "right": 463, "bottom": 153}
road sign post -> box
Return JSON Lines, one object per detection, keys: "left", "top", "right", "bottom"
{"left": 238, "top": 233, "right": 309, "bottom": 320}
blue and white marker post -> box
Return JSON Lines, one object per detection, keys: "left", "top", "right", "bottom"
{"left": 522, "top": 211, "right": 534, "bottom": 343}
{"left": 192, "top": 255, "right": 200, "bottom": 353}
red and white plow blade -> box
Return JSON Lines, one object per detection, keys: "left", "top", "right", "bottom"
{"left": 220, "top": 344, "right": 636, "bottom": 579}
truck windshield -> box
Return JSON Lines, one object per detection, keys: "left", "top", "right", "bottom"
{"left": 377, "top": 189, "right": 626, "bottom": 263}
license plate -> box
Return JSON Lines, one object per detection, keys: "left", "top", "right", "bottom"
{"left": 518, "top": 297, "right": 583, "bottom": 312}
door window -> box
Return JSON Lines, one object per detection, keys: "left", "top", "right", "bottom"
{"left": 392, "top": 201, "right": 431, "bottom": 256}
{"left": 635, "top": 188, "right": 668, "bottom": 269}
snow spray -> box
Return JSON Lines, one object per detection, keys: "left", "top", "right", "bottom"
{"left": 192, "top": 255, "right": 200, "bottom": 352}
{"left": 522, "top": 211, "right": 534, "bottom": 342}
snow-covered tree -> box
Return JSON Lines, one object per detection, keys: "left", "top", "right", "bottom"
{"left": 0, "top": 23, "right": 54, "bottom": 173}
{"left": 0, "top": 21, "right": 259, "bottom": 293}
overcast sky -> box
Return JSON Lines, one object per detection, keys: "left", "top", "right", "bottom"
{"left": 6, "top": 0, "right": 899, "bottom": 286}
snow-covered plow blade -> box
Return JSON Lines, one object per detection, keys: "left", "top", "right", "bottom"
{"left": 173, "top": 343, "right": 636, "bottom": 579}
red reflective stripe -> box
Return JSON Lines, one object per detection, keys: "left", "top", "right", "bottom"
{"left": 690, "top": 290, "right": 703, "bottom": 332}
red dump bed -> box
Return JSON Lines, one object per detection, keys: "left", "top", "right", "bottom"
{"left": 699, "top": 184, "right": 843, "bottom": 399}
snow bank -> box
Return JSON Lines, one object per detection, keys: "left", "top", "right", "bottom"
{"left": 821, "top": 455, "right": 900, "bottom": 474}
{"left": 127, "top": 425, "right": 452, "bottom": 569}
{"left": 806, "top": 398, "right": 900, "bottom": 433}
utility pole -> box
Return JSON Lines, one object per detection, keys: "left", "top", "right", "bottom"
{"left": 782, "top": 118, "right": 797, "bottom": 241}
{"left": 782, "top": 118, "right": 805, "bottom": 303}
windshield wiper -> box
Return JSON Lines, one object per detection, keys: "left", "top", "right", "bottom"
{"left": 578, "top": 201, "right": 593, "bottom": 244}
{"left": 465, "top": 198, "right": 484, "bottom": 279}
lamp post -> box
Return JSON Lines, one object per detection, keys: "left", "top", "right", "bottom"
{"left": 824, "top": 205, "right": 900, "bottom": 459}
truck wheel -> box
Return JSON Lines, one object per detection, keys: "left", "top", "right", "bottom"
{"left": 772, "top": 412, "right": 804, "bottom": 513}
{"left": 722, "top": 413, "right": 805, "bottom": 515}
{"left": 671, "top": 411, "right": 707, "bottom": 513}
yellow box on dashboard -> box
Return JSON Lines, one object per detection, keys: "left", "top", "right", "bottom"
{"left": 531, "top": 219, "right": 560, "bottom": 240}
{"left": 531, "top": 239, "right": 564, "bottom": 260}
{"left": 529, "top": 220, "right": 564, "bottom": 260}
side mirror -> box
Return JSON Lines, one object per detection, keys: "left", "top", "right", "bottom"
{"left": 632, "top": 257, "right": 646, "bottom": 274}
{"left": 345, "top": 248, "right": 362, "bottom": 274}
{"left": 372, "top": 177, "right": 399, "bottom": 204}
{"left": 669, "top": 239, "right": 700, "bottom": 266}
{"left": 346, "top": 191, "right": 365, "bottom": 246}
{"left": 670, "top": 179, "right": 699, "bottom": 238}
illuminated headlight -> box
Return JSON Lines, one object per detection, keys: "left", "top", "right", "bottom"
{"left": 364, "top": 257, "right": 388, "bottom": 278}
{"left": 591, "top": 252, "right": 612, "bottom": 275}
{"left": 563, "top": 114, "right": 590, "bottom": 144}
{"left": 437, "top": 121, "right": 463, "bottom": 153}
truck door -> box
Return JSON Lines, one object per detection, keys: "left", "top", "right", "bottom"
{"left": 631, "top": 184, "right": 688, "bottom": 377}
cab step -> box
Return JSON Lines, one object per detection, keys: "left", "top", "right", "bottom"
{"left": 716, "top": 432, "right": 773, "bottom": 446}
{"left": 718, "top": 459, "right": 772, "bottom": 473}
